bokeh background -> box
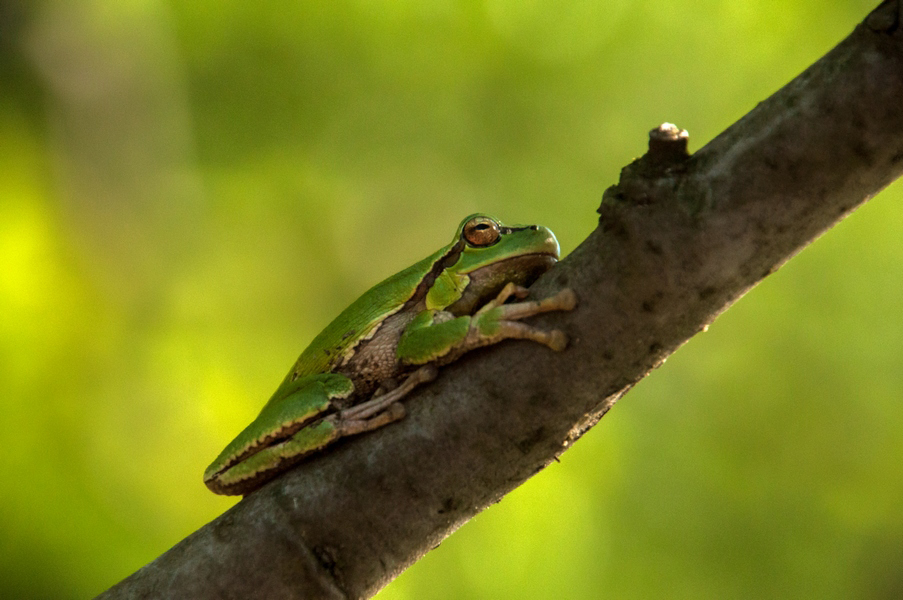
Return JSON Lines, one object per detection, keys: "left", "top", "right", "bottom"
{"left": 2, "top": 0, "right": 902, "bottom": 597}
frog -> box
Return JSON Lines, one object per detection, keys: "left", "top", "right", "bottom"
{"left": 204, "top": 214, "right": 577, "bottom": 495}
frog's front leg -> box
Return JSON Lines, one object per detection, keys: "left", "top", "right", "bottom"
{"left": 469, "top": 286, "right": 578, "bottom": 352}
{"left": 397, "top": 286, "right": 577, "bottom": 365}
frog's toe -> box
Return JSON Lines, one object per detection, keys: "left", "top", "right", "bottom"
{"left": 547, "top": 329, "right": 569, "bottom": 352}
{"left": 554, "top": 288, "right": 578, "bottom": 311}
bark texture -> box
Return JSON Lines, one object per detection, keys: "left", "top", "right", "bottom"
{"left": 99, "top": 2, "right": 903, "bottom": 598}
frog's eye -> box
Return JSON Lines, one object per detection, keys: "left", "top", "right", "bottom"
{"left": 463, "top": 216, "right": 501, "bottom": 247}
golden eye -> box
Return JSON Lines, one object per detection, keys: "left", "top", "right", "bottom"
{"left": 462, "top": 216, "right": 501, "bottom": 247}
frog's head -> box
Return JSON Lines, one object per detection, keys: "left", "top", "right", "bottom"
{"left": 443, "top": 214, "right": 561, "bottom": 315}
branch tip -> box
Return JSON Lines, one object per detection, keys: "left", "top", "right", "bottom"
{"left": 865, "top": 0, "right": 900, "bottom": 33}
{"left": 647, "top": 123, "right": 690, "bottom": 164}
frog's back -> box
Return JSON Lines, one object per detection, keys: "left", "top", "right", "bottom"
{"left": 285, "top": 245, "right": 448, "bottom": 382}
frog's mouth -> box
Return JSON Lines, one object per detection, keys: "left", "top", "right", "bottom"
{"left": 447, "top": 252, "right": 558, "bottom": 316}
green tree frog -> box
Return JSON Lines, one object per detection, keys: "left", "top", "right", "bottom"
{"left": 204, "top": 214, "right": 577, "bottom": 495}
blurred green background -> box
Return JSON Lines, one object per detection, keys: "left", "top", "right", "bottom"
{"left": 2, "top": 0, "right": 902, "bottom": 597}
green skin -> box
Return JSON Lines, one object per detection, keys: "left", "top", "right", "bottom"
{"left": 204, "top": 214, "right": 577, "bottom": 495}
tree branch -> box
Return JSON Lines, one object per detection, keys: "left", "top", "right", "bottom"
{"left": 99, "top": 2, "right": 903, "bottom": 598}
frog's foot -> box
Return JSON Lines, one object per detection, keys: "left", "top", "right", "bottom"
{"left": 336, "top": 401, "right": 406, "bottom": 436}
{"left": 471, "top": 288, "right": 577, "bottom": 352}
{"left": 339, "top": 365, "right": 438, "bottom": 422}
{"left": 372, "top": 377, "right": 400, "bottom": 397}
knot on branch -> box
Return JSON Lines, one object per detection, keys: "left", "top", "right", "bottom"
{"left": 599, "top": 123, "right": 691, "bottom": 212}
{"left": 648, "top": 123, "right": 690, "bottom": 164}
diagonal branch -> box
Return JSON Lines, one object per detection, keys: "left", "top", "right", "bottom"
{"left": 99, "top": 2, "right": 903, "bottom": 598}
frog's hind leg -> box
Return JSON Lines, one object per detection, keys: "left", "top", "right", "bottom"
{"left": 336, "top": 365, "right": 438, "bottom": 435}
{"left": 337, "top": 401, "right": 407, "bottom": 436}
